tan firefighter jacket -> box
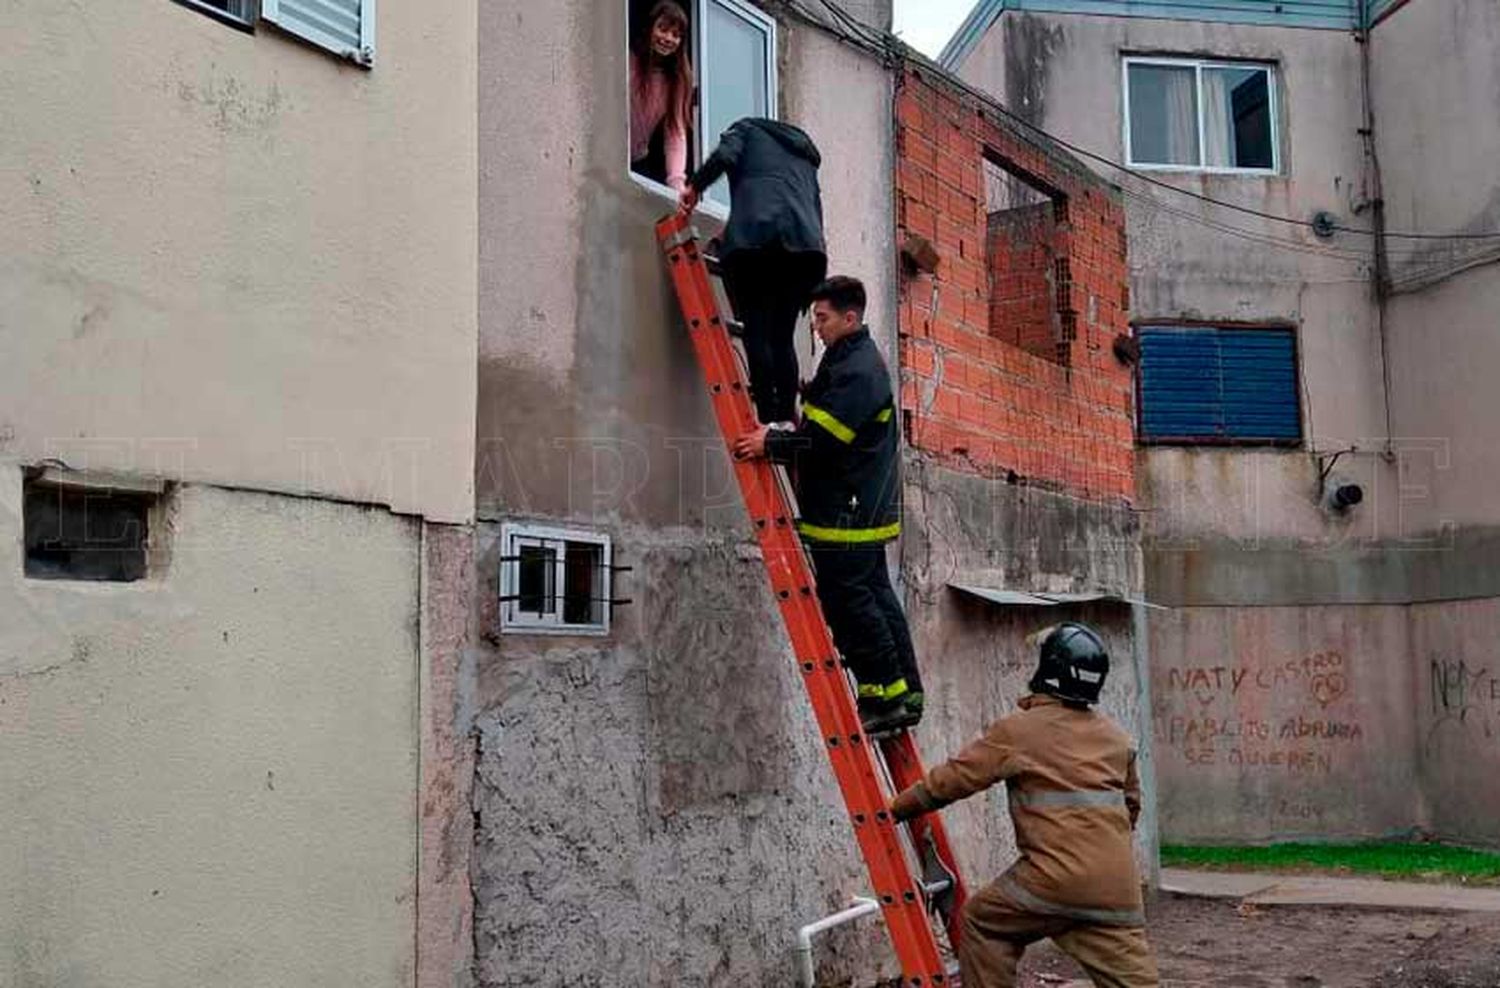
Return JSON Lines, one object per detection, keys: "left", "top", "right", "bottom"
{"left": 891, "top": 694, "right": 1146, "bottom": 925}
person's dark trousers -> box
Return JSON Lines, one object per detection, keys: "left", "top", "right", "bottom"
{"left": 722, "top": 247, "right": 826, "bottom": 424}
{"left": 807, "top": 543, "right": 924, "bottom": 697}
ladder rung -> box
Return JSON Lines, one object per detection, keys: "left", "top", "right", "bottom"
{"left": 655, "top": 212, "right": 966, "bottom": 984}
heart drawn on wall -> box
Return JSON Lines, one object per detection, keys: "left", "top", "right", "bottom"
{"left": 1309, "top": 671, "right": 1348, "bottom": 708}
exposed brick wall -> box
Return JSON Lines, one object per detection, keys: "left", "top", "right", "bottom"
{"left": 986, "top": 203, "right": 1058, "bottom": 360}
{"left": 896, "top": 63, "right": 1136, "bottom": 503}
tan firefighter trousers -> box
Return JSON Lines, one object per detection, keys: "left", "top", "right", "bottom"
{"left": 957, "top": 881, "right": 1160, "bottom": 988}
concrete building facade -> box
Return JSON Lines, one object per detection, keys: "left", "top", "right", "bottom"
{"left": 1, "top": 2, "right": 477, "bottom": 986}
{"left": 471, "top": 2, "right": 1153, "bottom": 984}
{"left": 943, "top": 0, "right": 1500, "bottom": 846}
{"left": 4, "top": 1, "right": 1157, "bottom": 986}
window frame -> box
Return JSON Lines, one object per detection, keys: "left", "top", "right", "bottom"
{"left": 498, "top": 523, "right": 614, "bottom": 637}
{"left": 1122, "top": 56, "right": 1281, "bottom": 176}
{"left": 172, "top": 0, "right": 257, "bottom": 32}
{"left": 1133, "top": 321, "right": 1304, "bottom": 448}
{"left": 625, "top": 0, "right": 778, "bottom": 220}
{"left": 262, "top": 0, "right": 375, "bottom": 67}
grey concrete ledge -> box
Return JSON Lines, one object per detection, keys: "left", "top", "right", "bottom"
{"left": 1161, "top": 867, "right": 1500, "bottom": 912}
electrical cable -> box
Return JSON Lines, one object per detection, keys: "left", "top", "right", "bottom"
{"left": 784, "top": 2, "right": 1500, "bottom": 244}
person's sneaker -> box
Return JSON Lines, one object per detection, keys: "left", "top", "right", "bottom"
{"left": 858, "top": 695, "right": 921, "bottom": 735}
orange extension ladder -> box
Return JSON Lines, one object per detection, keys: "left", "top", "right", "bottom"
{"left": 656, "top": 212, "right": 969, "bottom": 985}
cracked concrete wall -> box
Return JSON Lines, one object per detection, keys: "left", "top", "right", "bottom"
{"left": 419, "top": 524, "right": 478, "bottom": 988}
{"left": 470, "top": 526, "right": 891, "bottom": 987}
{"left": 0, "top": 0, "right": 477, "bottom": 523}
{"left": 0, "top": 475, "right": 421, "bottom": 987}
{"left": 899, "top": 459, "right": 1157, "bottom": 886}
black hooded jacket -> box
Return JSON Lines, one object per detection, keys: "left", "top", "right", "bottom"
{"left": 689, "top": 117, "right": 826, "bottom": 260}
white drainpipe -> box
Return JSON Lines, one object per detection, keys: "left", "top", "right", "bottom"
{"left": 795, "top": 897, "right": 882, "bottom": 988}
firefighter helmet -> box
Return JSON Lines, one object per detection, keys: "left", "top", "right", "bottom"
{"left": 1028, "top": 622, "right": 1109, "bottom": 706}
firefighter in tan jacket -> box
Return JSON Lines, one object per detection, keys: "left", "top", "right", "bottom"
{"left": 891, "top": 623, "right": 1159, "bottom": 988}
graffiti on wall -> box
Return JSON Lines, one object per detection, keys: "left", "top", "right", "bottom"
{"left": 1428, "top": 656, "right": 1499, "bottom": 743}
{"left": 1153, "top": 649, "right": 1360, "bottom": 775}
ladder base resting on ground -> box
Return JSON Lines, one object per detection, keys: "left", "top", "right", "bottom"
{"left": 656, "top": 213, "right": 969, "bottom": 985}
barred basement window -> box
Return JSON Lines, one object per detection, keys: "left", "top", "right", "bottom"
{"left": 499, "top": 524, "right": 624, "bottom": 636}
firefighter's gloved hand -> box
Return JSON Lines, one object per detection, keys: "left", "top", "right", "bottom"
{"left": 890, "top": 782, "right": 939, "bottom": 822}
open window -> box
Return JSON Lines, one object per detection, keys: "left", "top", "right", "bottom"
{"left": 983, "top": 152, "right": 1070, "bottom": 365}
{"left": 627, "top": 0, "right": 778, "bottom": 208}
{"left": 499, "top": 524, "right": 621, "bottom": 636}
{"left": 22, "top": 468, "right": 169, "bottom": 582}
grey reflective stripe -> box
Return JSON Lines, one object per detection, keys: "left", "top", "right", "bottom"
{"left": 1009, "top": 788, "right": 1127, "bottom": 809}
{"left": 999, "top": 874, "right": 1145, "bottom": 927}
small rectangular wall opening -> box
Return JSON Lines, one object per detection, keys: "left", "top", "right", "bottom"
{"left": 23, "top": 469, "right": 167, "bottom": 582}
{"left": 983, "top": 152, "right": 1068, "bottom": 365}
{"left": 499, "top": 523, "right": 615, "bottom": 636}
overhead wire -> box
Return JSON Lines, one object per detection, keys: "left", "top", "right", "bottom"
{"left": 784, "top": 1, "right": 1500, "bottom": 246}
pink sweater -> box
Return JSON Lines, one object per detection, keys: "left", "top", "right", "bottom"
{"left": 630, "top": 54, "right": 688, "bottom": 191}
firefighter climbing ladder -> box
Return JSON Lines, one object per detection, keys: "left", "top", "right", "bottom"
{"left": 656, "top": 212, "right": 969, "bottom": 985}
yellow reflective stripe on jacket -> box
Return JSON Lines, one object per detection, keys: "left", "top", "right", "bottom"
{"left": 875, "top": 406, "right": 893, "bottom": 423}
{"left": 796, "top": 521, "right": 902, "bottom": 543}
{"left": 803, "top": 402, "right": 856, "bottom": 443}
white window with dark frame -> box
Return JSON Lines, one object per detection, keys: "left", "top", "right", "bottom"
{"left": 499, "top": 524, "right": 618, "bottom": 636}
{"left": 1124, "top": 57, "right": 1278, "bottom": 174}
{"left": 173, "top": 0, "right": 375, "bottom": 66}
{"left": 627, "top": 0, "right": 778, "bottom": 211}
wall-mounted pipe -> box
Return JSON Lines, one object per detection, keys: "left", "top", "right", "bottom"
{"left": 795, "top": 896, "right": 882, "bottom": 988}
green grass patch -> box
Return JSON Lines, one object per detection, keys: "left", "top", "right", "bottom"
{"left": 1161, "top": 842, "right": 1500, "bottom": 883}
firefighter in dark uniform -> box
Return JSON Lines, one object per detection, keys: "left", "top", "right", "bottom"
{"left": 891, "top": 623, "right": 1160, "bottom": 988}
{"left": 734, "top": 276, "right": 923, "bottom": 734}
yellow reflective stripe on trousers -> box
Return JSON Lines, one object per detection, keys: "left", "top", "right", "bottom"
{"left": 875, "top": 406, "right": 893, "bottom": 423}
{"left": 859, "top": 679, "right": 909, "bottom": 700}
{"left": 796, "top": 521, "right": 902, "bottom": 543}
{"left": 803, "top": 402, "right": 856, "bottom": 443}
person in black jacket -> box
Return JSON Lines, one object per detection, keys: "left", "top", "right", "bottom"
{"left": 734, "top": 276, "right": 924, "bottom": 734}
{"left": 680, "top": 117, "right": 827, "bottom": 426}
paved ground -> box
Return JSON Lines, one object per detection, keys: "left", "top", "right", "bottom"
{"left": 1159, "top": 867, "right": 1500, "bottom": 913}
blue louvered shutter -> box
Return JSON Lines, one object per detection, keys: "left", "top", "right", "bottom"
{"left": 1138, "top": 327, "right": 1301, "bottom": 443}
{"left": 263, "top": 0, "right": 374, "bottom": 66}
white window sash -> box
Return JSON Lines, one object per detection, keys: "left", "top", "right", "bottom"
{"left": 1123, "top": 56, "right": 1278, "bottom": 176}
{"left": 696, "top": 0, "right": 778, "bottom": 206}
{"left": 500, "top": 524, "right": 613, "bottom": 636}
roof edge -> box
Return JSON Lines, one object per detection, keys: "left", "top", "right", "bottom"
{"left": 936, "top": 0, "right": 1004, "bottom": 71}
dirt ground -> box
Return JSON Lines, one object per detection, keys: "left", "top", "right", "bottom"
{"left": 1012, "top": 893, "right": 1500, "bottom": 988}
